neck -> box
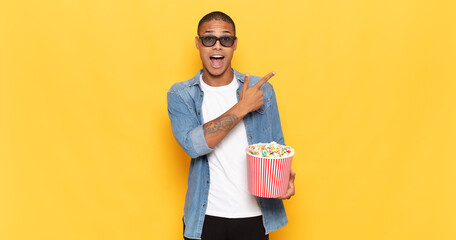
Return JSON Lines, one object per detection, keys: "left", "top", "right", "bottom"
{"left": 201, "top": 68, "right": 234, "bottom": 87}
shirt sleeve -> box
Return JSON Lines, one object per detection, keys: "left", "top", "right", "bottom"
{"left": 270, "top": 86, "right": 285, "bottom": 145}
{"left": 167, "top": 91, "right": 213, "bottom": 158}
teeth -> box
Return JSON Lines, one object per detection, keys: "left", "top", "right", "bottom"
{"left": 211, "top": 55, "right": 224, "bottom": 59}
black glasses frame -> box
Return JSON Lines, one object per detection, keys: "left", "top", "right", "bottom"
{"left": 199, "top": 35, "right": 237, "bottom": 47}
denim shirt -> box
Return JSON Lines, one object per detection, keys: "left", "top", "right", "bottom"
{"left": 167, "top": 69, "right": 288, "bottom": 239}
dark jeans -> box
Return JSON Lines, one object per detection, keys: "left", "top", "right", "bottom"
{"left": 184, "top": 215, "right": 269, "bottom": 240}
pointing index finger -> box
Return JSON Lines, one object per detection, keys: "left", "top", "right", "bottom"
{"left": 242, "top": 73, "right": 251, "bottom": 91}
{"left": 254, "top": 71, "right": 276, "bottom": 88}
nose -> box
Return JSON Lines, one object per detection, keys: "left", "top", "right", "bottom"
{"left": 212, "top": 39, "right": 222, "bottom": 50}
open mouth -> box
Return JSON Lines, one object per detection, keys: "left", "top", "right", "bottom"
{"left": 210, "top": 55, "right": 224, "bottom": 68}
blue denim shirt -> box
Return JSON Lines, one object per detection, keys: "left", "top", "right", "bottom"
{"left": 167, "top": 69, "right": 288, "bottom": 239}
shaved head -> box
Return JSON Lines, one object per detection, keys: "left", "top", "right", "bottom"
{"left": 197, "top": 11, "right": 236, "bottom": 36}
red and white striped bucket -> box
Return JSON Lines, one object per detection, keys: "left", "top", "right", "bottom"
{"left": 246, "top": 148, "right": 294, "bottom": 198}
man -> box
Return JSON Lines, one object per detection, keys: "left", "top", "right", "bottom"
{"left": 167, "top": 11, "right": 295, "bottom": 240}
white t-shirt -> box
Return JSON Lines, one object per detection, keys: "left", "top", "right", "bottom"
{"left": 200, "top": 74, "right": 262, "bottom": 218}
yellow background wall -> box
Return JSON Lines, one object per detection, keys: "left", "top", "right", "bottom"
{"left": 1, "top": 0, "right": 455, "bottom": 239}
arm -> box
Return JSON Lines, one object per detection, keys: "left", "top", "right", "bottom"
{"left": 167, "top": 72, "right": 275, "bottom": 158}
{"left": 203, "top": 72, "right": 275, "bottom": 148}
{"left": 268, "top": 83, "right": 295, "bottom": 200}
{"left": 270, "top": 85, "right": 285, "bottom": 145}
{"left": 167, "top": 90, "right": 213, "bottom": 159}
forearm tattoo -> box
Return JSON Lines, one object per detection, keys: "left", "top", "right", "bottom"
{"left": 203, "top": 114, "right": 239, "bottom": 136}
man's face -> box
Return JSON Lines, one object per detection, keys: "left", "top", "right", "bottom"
{"left": 195, "top": 20, "right": 237, "bottom": 78}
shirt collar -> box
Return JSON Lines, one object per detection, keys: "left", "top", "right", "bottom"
{"left": 187, "top": 68, "right": 245, "bottom": 87}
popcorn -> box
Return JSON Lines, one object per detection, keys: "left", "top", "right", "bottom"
{"left": 247, "top": 141, "right": 292, "bottom": 158}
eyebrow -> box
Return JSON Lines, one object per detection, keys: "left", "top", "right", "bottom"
{"left": 204, "top": 30, "right": 232, "bottom": 34}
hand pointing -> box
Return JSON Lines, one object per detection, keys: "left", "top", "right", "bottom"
{"left": 239, "top": 72, "right": 275, "bottom": 113}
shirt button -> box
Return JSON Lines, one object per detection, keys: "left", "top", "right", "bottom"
{"left": 259, "top": 201, "right": 264, "bottom": 207}
{"left": 197, "top": 112, "right": 200, "bottom": 115}
{"left": 200, "top": 94, "right": 203, "bottom": 97}
{"left": 249, "top": 136, "right": 252, "bottom": 140}
{"left": 206, "top": 180, "right": 209, "bottom": 184}
{"left": 203, "top": 204, "right": 206, "bottom": 207}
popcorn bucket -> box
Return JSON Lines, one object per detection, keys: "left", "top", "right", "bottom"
{"left": 246, "top": 148, "right": 294, "bottom": 198}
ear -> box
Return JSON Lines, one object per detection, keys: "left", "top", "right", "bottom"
{"left": 233, "top": 38, "right": 238, "bottom": 51}
{"left": 195, "top": 36, "right": 200, "bottom": 50}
